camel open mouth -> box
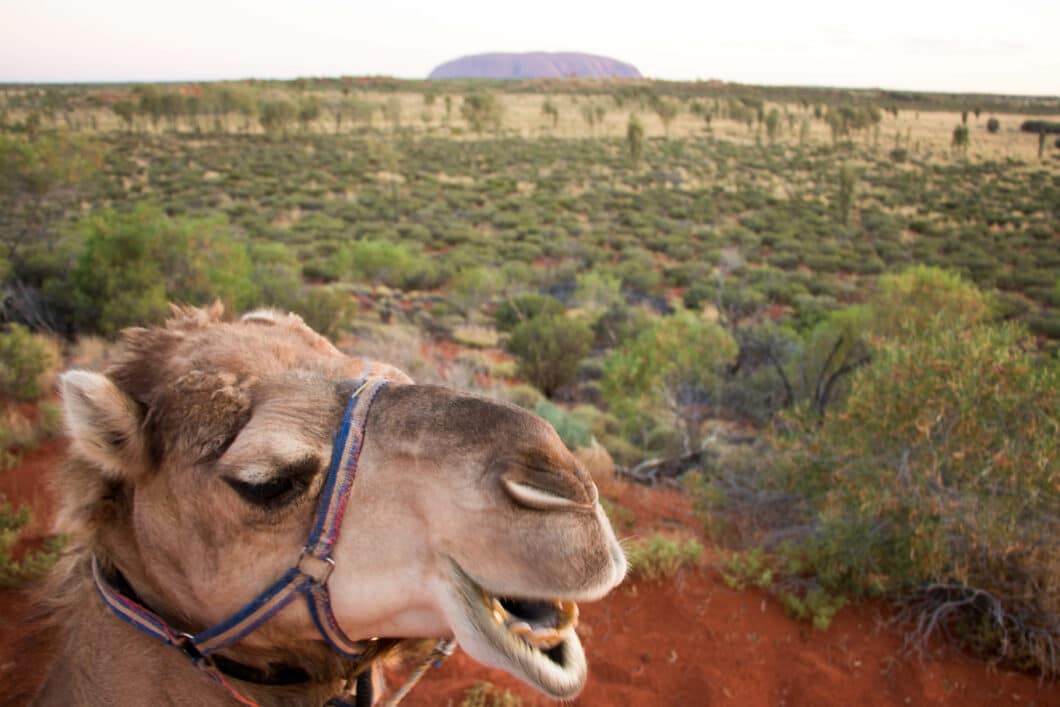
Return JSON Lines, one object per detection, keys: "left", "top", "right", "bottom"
{"left": 443, "top": 561, "right": 589, "bottom": 699}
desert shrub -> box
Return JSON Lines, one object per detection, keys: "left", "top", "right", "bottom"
{"left": 533, "top": 400, "right": 592, "bottom": 450}
{"left": 602, "top": 312, "right": 737, "bottom": 455}
{"left": 591, "top": 302, "right": 652, "bottom": 349}
{"left": 0, "top": 324, "right": 53, "bottom": 402}
{"left": 460, "top": 681, "right": 521, "bottom": 707}
{"left": 615, "top": 248, "right": 661, "bottom": 295}
{"left": 494, "top": 293, "right": 564, "bottom": 332}
{"left": 1027, "top": 312, "right": 1060, "bottom": 340}
{"left": 682, "top": 282, "right": 715, "bottom": 311}
{"left": 249, "top": 242, "right": 303, "bottom": 311}
{"left": 699, "top": 265, "right": 1060, "bottom": 670}
{"left": 0, "top": 503, "right": 63, "bottom": 588}
{"left": 500, "top": 383, "right": 545, "bottom": 410}
{"left": 573, "top": 271, "right": 623, "bottom": 313}
{"left": 986, "top": 117, "right": 1000, "bottom": 134}
{"left": 506, "top": 314, "right": 592, "bottom": 397}
{"left": 448, "top": 266, "right": 502, "bottom": 318}
{"left": 292, "top": 287, "right": 356, "bottom": 340}
{"left": 871, "top": 265, "right": 992, "bottom": 339}
{"left": 54, "top": 206, "right": 259, "bottom": 336}
{"left": 331, "top": 239, "right": 434, "bottom": 291}
{"left": 626, "top": 533, "right": 704, "bottom": 580}
{"left": 787, "top": 322, "right": 1057, "bottom": 669}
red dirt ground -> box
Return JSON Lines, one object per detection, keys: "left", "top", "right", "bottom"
{"left": 1, "top": 442, "right": 1056, "bottom": 706}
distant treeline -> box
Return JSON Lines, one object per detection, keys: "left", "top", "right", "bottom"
{"left": 2, "top": 76, "right": 1058, "bottom": 116}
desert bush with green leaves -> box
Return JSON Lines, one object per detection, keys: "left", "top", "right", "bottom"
{"left": 0, "top": 503, "right": 63, "bottom": 589}
{"left": 625, "top": 532, "right": 704, "bottom": 580}
{"left": 695, "top": 269, "right": 1060, "bottom": 674}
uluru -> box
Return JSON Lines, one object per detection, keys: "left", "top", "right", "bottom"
{"left": 428, "top": 52, "right": 642, "bottom": 80}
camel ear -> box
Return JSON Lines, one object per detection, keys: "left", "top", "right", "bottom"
{"left": 61, "top": 370, "right": 147, "bottom": 479}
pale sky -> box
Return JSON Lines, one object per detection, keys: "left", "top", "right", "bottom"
{"left": 1, "top": 0, "right": 1058, "bottom": 96}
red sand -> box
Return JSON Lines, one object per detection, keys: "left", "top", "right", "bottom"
{"left": 1, "top": 442, "right": 1056, "bottom": 706}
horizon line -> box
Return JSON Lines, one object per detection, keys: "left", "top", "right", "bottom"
{"left": 0, "top": 75, "right": 1057, "bottom": 101}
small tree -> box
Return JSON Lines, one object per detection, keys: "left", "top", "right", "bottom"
{"left": 652, "top": 98, "right": 678, "bottom": 136}
{"left": 111, "top": 100, "right": 136, "bottom": 132}
{"left": 626, "top": 114, "right": 644, "bottom": 165}
{"left": 259, "top": 98, "right": 296, "bottom": 137}
{"left": 460, "top": 93, "right": 503, "bottom": 134}
{"left": 541, "top": 98, "right": 559, "bottom": 128}
{"left": 297, "top": 97, "right": 321, "bottom": 133}
{"left": 765, "top": 108, "right": 781, "bottom": 143}
{"left": 507, "top": 314, "right": 592, "bottom": 397}
{"left": 952, "top": 124, "right": 970, "bottom": 156}
{"left": 835, "top": 165, "right": 858, "bottom": 226}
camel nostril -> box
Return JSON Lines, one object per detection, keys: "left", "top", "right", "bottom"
{"left": 501, "top": 476, "right": 586, "bottom": 511}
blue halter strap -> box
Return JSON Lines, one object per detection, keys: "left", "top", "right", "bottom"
{"left": 92, "top": 377, "right": 388, "bottom": 701}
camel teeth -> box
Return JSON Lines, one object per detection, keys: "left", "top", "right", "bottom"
{"left": 492, "top": 608, "right": 506, "bottom": 624}
{"left": 555, "top": 601, "right": 579, "bottom": 631}
{"left": 508, "top": 621, "right": 533, "bottom": 637}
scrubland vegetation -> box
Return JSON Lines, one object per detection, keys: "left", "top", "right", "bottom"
{"left": 1, "top": 78, "right": 1057, "bottom": 674}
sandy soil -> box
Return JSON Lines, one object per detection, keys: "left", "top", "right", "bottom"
{"left": 1, "top": 440, "right": 1056, "bottom": 706}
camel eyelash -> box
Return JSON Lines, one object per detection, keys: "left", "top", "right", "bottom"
{"left": 224, "top": 475, "right": 303, "bottom": 508}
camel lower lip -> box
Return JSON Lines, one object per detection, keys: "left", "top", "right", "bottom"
{"left": 444, "top": 560, "right": 588, "bottom": 699}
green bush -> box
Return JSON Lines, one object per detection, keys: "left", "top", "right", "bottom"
{"left": 533, "top": 400, "right": 592, "bottom": 450}
{"left": 0, "top": 503, "right": 63, "bottom": 588}
{"left": 506, "top": 314, "right": 592, "bottom": 397}
{"left": 54, "top": 205, "right": 259, "bottom": 336}
{"left": 871, "top": 265, "right": 992, "bottom": 340}
{"left": 698, "top": 267, "right": 1059, "bottom": 670}
{"left": 292, "top": 287, "right": 356, "bottom": 340}
{"left": 760, "top": 321, "right": 1057, "bottom": 670}
{"left": 0, "top": 324, "right": 53, "bottom": 401}
{"left": 602, "top": 312, "right": 737, "bottom": 455}
{"left": 331, "top": 239, "right": 435, "bottom": 291}
{"left": 249, "top": 242, "right": 303, "bottom": 311}
{"left": 494, "top": 293, "right": 564, "bottom": 332}
{"left": 626, "top": 533, "right": 704, "bottom": 580}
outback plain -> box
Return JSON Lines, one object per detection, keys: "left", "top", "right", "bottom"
{"left": 1, "top": 78, "right": 1059, "bottom": 705}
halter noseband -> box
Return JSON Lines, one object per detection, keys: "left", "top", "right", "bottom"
{"left": 92, "top": 377, "right": 432, "bottom": 704}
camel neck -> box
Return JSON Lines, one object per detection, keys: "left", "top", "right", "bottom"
{"left": 30, "top": 558, "right": 348, "bottom": 706}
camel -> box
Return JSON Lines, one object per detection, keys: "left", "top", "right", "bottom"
{"left": 13, "top": 304, "right": 627, "bottom": 706}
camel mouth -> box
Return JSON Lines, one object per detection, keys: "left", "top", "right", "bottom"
{"left": 443, "top": 560, "right": 589, "bottom": 699}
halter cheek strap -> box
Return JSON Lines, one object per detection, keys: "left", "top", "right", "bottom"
{"left": 92, "top": 378, "right": 388, "bottom": 694}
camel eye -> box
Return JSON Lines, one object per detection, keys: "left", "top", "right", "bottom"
{"left": 224, "top": 456, "right": 320, "bottom": 509}
{"left": 225, "top": 475, "right": 302, "bottom": 508}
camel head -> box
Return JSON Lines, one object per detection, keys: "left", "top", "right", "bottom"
{"left": 57, "top": 304, "right": 626, "bottom": 700}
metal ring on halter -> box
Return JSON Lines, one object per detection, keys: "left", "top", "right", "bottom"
{"left": 297, "top": 549, "right": 337, "bottom": 585}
